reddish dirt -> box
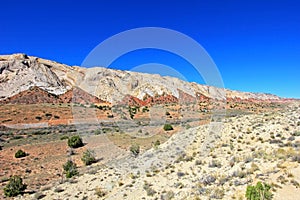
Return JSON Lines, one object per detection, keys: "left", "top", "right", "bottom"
{"left": 0, "top": 104, "right": 115, "bottom": 126}
{"left": 0, "top": 140, "right": 87, "bottom": 196}
{"left": 59, "top": 87, "right": 109, "bottom": 105}
{"left": 0, "top": 86, "right": 110, "bottom": 105}
{"left": 0, "top": 87, "right": 291, "bottom": 198}
{"left": 119, "top": 94, "right": 147, "bottom": 107}
{"left": 0, "top": 86, "right": 59, "bottom": 104}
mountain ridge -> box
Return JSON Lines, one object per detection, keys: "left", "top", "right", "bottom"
{"left": 0, "top": 53, "right": 284, "bottom": 103}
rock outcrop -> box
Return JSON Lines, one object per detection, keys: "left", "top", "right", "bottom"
{"left": 0, "top": 53, "right": 282, "bottom": 104}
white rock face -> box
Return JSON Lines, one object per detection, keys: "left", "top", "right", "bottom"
{"left": 0, "top": 54, "right": 68, "bottom": 100}
{"left": 0, "top": 54, "right": 281, "bottom": 102}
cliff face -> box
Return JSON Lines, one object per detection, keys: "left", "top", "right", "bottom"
{"left": 0, "top": 53, "right": 281, "bottom": 104}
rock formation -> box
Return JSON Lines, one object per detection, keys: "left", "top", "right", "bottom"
{"left": 0, "top": 53, "right": 282, "bottom": 104}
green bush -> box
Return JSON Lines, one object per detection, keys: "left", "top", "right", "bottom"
{"left": 15, "top": 149, "right": 27, "bottom": 158}
{"left": 246, "top": 182, "right": 273, "bottom": 200}
{"left": 3, "top": 176, "right": 27, "bottom": 197}
{"left": 63, "top": 160, "right": 78, "bottom": 178}
{"left": 130, "top": 144, "right": 140, "bottom": 157}
{"left": 163, "top": 124, "right": 174, "bottom": 131}
{"left": 68, "top": 135, "right": 84, "bottom": 148}
{"left": 81, "top": 149, "right": 96, "bottom": 165}
{"left": 153, "top": 140, "right": 160, "bottom": 148}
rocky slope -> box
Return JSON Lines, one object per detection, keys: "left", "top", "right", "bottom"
{"left": 15, "top": 102, "right": 300, "bottom": 200}
{"left": 0, "top": 86, "right": 108, "bottom": 105}
{"left": 0, "top": 53, "right": 281, "bottom": 104}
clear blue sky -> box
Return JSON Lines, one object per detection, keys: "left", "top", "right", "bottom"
{"left": 1, "top": 0, "right": 299, "bottom": 98}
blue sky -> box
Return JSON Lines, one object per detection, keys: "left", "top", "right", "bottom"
{"left": 1, "top": 0, "right": 299, "bottom": 98}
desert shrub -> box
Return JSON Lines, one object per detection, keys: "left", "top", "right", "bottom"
{"left": 90, "top": 103, "right": 97, "bottom": 108}
{"left": 209, "top": 160, "right": 221, "bottom": 168}
{"left": 94, "top": 129, "right": 102, "bottom": 135}
{"left": 35, "top": 116, "right": 42, "bottom": 120}
{"left": 245, "top": 182, "right": 272, "bottom": 200}
{"left": 292, "top": 131, "right": 300, "bottom": 137}
{"left": 233, "top": 170, "right": 246, "bottom": 178}
{"left": 292, "top": 154, "right": 300, "bottom": 163}
{"left": 153, "top": 140, "right": 160, "bottom": 148}
{"left": 186, "top": 124, "right": 192, "bottom": 129}
{"left": 161, "top": 190, "right": 175, "bottom": 200}
{"left": 130, "top": 144, "right": 140, "bottom": 157}
{"left": 95, "top": 187, "right": 107, "bottom": 197}
{"left": 107, "top": 114, "right": 114, "bottom": 118}
{"left": 68, "top": 135, "right": 83, "bottom": 148}
{"left": 3, "top": 176, "right": 27, "bottom": 197}
{"left": 31, "top": 130, "right": 51, "bottom": 135}
{"left": 199, "top": 174, "right": 216, "bottom": 186}
{"left": 249, "top": 163, "right": 259, "bottom": 173}
{"left": 210, "top": 187, "right": 225, "bottom": 199}
{"left": 45, "top": 113, "right": 52, "bottom": 118}
{"left": 81, "top": 149, "right": 96, "bottom": 166}
{"left": 143, "top": 182, "right": 156, "bottom": 196}
{"left": 12, "top": 135, "right": 23, "bottom": 140}
{"left": 291, "top": 179, "right": 300, "bottom": 188}
{"left": 128, "top": 106, "right": 139, "bottom": 119}
{"left": 15, "top": 149, "right": 27, "bottom": 158}
{"left": 63, "top": 160, "right": 78, "bottom": 178}
{"left": 142, "top": 106, "right": 149, "bottom": 112}
{"left": 163, "top": 124, "right": 174, "bottom": 131}
{"left": 60, "top": 135, "right": 69, "bottom": 140}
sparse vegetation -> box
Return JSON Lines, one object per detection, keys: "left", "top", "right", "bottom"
{"left": 153, "top": 139, "right": 160, "bottom": 148}
{"left": 130, "top": 144, "right": 140, "bottom": 157}
{"left": 128, "top": 106, "right": 139, "bottom": 119}
{"left": 142, "top": 106, "right": 149, "bottom": 112}
{"left": 15, "top": 149, "right": 27, "bottom": 158}
{"left": 60, "top": 135, "right": 69, "bottom": 140}
{"left": 143, "top": 182, "right": 156, "bottom": 196}
{"left": 161, "top": 190, "right": 175, "bottom": 200}
{"left": 292, "top": 154, "right": 300, "bottom": 163}
{"left": 245, "top": 182, "right": 273, "bottom": 200}
{"left": 292, "top": 131, "right": 300, "bottom": 137}
{"left": 63, "top": 160, "right": 78, "bottom": 178}
{"left": 67, "top": 135, "right": 84, "bottom": 148}
{"left": 163, "top": 124, "right": 173, "bottom": 131}
{"left": 0, "top": 81, "right": 299, "bottom": 199}
{"left": 3, "top": 176, "right": 27, "bottom": 197}
{"left": 210, "top": 187, "right": 225, "bottom": 199}
{"left": 95, "top": 187, "right": 107, "bottom": 197}
{"left": 94, "top": 129, "right": 102, "bottom": 135}
{"left": 81, "top": 149, "right": 96, "bottom": 165}
{"left": 35, "top": 116, "right": 42, "bottom": 120}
